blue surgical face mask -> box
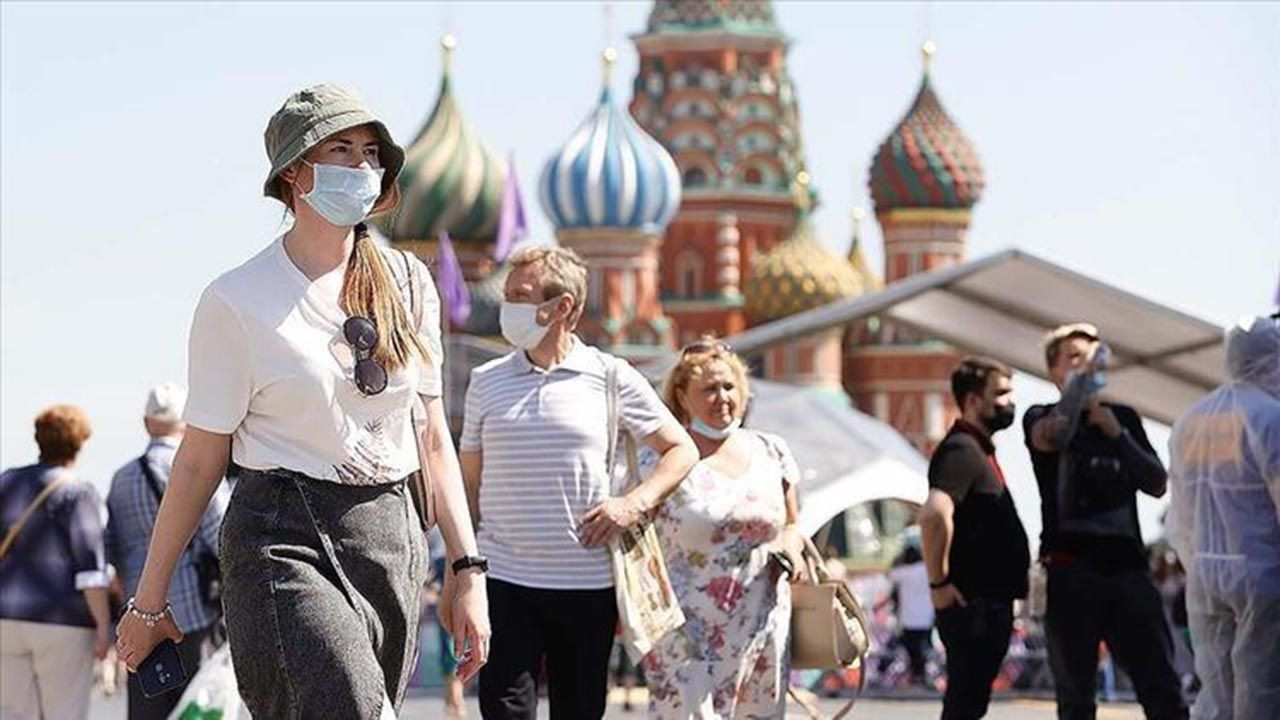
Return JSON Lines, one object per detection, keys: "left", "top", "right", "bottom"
{"left": 301, "top": 162, "right": 384, "bottom": 227}
{"left": 689, "top": 416, "right": 742, "bottom": 441}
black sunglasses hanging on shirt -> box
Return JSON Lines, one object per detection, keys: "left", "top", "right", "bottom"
{"left": 343, "top": 315, "right": 388, "bottom": 396}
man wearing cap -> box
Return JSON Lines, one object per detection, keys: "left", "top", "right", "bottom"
{"left": 1024, "top": 324, "right": 1187, "bottom": 720}
{"left": 106, "top": 383, "right": 228, "bottom": 720}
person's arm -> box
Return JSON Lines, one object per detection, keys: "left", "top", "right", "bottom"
{"left": 83, "top": 587, "right": 112, "bottom": 659}
{"left": 420, "top": 396, "right": 490, "bottom": 683}
{"left": 1028, "top": 404, "right": 1069, "bottom": 453}
{"left": 577, "top": 419, "right": 697, "bottom": 548}
{"left": 460, "top": 451, "right": 482, "bottom": 528}
{"left": 65, "top": 484, "right": 112, "bottom": 658}
{"left": 115, "top": 428, "right": 229, "bottom": 670}
{"left": 918, "top": 490, "right": 965, "bottom": 609}
{"left": 919, "top": 441, "right": 978, "bottom": 609}
{"left": 1104, "top": 405, "right": 1167, "bottom": 497}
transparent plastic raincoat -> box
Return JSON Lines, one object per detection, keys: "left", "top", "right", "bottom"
{"left": 1168, "top": 315, "right": 1280, "bottom": 719}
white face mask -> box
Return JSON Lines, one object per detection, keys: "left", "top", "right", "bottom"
{"left": 689, "top": 416, "right": 742, "bottom": 440}
{"left": 499, "top": 297, "right": 561, "bottom": 350}
{"left": 300, "top": 162, "right": 384, "bottom": 227}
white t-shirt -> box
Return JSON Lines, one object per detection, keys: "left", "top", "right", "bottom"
{"left": 183, "top": 237, "right": 443, "bottom": 485}
{"left": 889, "top": 561, "right": 936, "bottom": 630}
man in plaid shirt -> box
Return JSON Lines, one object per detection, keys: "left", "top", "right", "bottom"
{"left": 105, "top": 383, "right": 228, "bottom": 720}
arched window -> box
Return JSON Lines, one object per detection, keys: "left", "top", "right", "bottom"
{"left": 743, "top": 167, "right": 763, "bottom": 186}
{"left": 683, "top": 167, "right": 708, "bottom": 187}
{"left": 675, "top": 251, "right": 704, "bottom": 299}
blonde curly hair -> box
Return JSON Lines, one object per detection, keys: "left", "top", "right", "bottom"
{"left": 661, "top": 338, "right": 751, "bottom": 425}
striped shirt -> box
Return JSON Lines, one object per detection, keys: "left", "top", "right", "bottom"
{"left": 461, "top": 339, "right": 674, "bottom": 590}
{"left": 105, "top": 437, "right": 229, "bottom": 633}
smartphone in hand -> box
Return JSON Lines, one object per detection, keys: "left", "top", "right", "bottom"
{"left": 137, "top": 639, "right": 186, "bottom": 698}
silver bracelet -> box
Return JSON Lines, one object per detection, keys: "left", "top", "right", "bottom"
{"left": 125, "top": 598, "right": 172, "bottom": 628}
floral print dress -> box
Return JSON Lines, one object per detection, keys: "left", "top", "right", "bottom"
{"left": 643, "top": 430, "right": 801, "bottom": 719}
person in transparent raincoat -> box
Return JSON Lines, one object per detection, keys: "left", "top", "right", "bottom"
{"left": 1167, "top": 314, "right": 1280, "bottom": 719}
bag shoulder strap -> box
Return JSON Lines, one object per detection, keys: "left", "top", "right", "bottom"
{"left": 0, "top": 471, "right": 73, "bottom": 560}
{"left": 399, "top": 249, "right": 437, "bottom": 530}
{"left": 604, "top": 355, "right": 620, "bottom": 483}
{"left": 138, "top": 456, "right": 164, "bottom": 503}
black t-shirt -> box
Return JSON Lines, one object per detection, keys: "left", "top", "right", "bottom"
{"left": 928, "top": 422, "right": 1030, "bottom": 600}
{"left": 1022, "top": 402, "right": 1156, "bottom": 571}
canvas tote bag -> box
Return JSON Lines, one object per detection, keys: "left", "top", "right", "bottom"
{"left": 604, "top": 357, "right": 685, "bottom": 662}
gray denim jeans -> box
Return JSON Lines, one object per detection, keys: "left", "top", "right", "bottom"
{"left": 220, "top": 468, "right": 426, "bottom": 719}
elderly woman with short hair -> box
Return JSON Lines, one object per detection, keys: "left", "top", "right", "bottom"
{"left": 1, "top": 405, "right": 111, "bottom": 720}
{"left": 643, "top": 340, "right": 808, "bottom": 719}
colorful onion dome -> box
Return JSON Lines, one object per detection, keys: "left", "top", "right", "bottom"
{"left": 645, "top": 0, "right": 780, "bottom": 36}
{"left": 539, "top": 49, "right": 682, "bottom": 233}
{"left": 463, "top": 264, "right": 508, "bottom": 336}
{"left": 383, "top": 35, "right": 507, "bottom": 244}
{"left": 744, "top": 174, "right": 862, "bottom": 323}
{"left": 868, "top": 42, "right": 984, "bottom": 212}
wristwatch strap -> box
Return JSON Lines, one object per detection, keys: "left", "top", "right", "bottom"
{"left": 451, "top": 555, "right": 489, "bottom": 575}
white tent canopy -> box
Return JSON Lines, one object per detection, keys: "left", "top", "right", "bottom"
{"left": 745, "top": 380, "right": 929, "bottom": 535}
{"left": 663, "top": 249, "right": 1227, "bottom": 426}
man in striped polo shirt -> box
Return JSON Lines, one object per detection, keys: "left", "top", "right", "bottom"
{"left": 460, "top": 245, "right": 697, "bottom": 720}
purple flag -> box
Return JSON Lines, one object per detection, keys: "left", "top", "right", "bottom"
{"left": 493, "top": 152, "right": 527, "bottom": 264}
{"left": 437, "top": 231, "right": 471, "bottom": 327}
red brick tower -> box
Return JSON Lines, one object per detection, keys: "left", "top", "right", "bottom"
{"left": 845, "top": 42, "right": 986, "bottom": 453}
{"left": 629, "top": 0, "right": 809, "bottom": 345}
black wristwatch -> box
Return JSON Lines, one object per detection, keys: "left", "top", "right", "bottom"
{"left": 451, "top": 555, "right": 489, "bottom": 575}
{"left": 929, "top": 575, "right": 951, "bottom": 589}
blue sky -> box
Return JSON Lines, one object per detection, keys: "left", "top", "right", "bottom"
{"left": 3, "top": 1, "right": 1276, "bottom": 549}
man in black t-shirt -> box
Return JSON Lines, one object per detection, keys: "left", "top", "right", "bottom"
{"left": 1025, "top": 323, "right": 1187, "bottom": 720}
{"left": 920, "top": 357, "right": 1029, "bottom": 720}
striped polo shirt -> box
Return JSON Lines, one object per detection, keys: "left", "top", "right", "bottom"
{"left": 460, "top": 338, "right": 674, "bottom": 590}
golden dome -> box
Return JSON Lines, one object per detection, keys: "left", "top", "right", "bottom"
{"left": 744, "top": 215, "right": 862, "bottom": 323}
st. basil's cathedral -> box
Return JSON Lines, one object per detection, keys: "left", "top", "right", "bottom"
{"left": 378, "top": 0, "right": 986, "bottom": 459}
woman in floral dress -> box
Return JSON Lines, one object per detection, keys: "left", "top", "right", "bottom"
{"left": 643, "top": 340, "right": 808, "bottom": 718}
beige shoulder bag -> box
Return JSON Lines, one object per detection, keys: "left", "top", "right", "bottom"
{"left": 788, "top": 535, "right": 871, "bottom": 719}
{"left": 0, "top": 472, "right": 73, "bottom": 560}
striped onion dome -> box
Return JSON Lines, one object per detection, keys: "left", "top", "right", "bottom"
{"left": 539, "top": 49, "right": 682, "bottom": 233}
{"left": 745, "top": 176, "right": 862, "bottom": 323}
{"left": 868, "top": 42, "right": 984, "bottom": 212}
{"left": 383, "top": 36, "right": 507, "bottom": 244}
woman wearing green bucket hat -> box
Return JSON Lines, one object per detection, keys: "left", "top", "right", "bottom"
{"left": 114, "top": 84, "right": 491, "bottom": 718}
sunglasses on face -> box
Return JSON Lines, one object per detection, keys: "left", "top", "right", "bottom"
{"left": 343, "top": 316, "right": 388, "bottom": 396}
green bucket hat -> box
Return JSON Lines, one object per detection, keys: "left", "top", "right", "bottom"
{"left": 262, "top": 83, "right": 405, "bottom": 202}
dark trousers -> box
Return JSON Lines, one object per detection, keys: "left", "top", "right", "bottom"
{"left": 126, "top": 626, "right": 210, "bottom": 720}
{"left": 1045, "top": 565, "right": 1188, "bottom": 720}
{"left": 479, "top": 578, "right": 618, "bottom": 720}
{"left": 936, "top": 598, "right": 1013, "bottom": 720}
{"left": 901, "top": 627, "right": 932, "bottom": 682}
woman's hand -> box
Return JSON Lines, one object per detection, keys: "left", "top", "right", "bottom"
{"left": 770, "top": 525, "right": 810, "bottom": 584}
{"left": 114, "top": 608, "right": 183, "bottom": 673}
{"left": 449, "top": 571, "right": 491, "bottom": 683}
{"left": 437, "top": 571, "right": 457, "bottom": 635}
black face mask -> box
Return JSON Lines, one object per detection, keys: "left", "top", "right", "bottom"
{"left": 984, "top": 404, "right": 1016, "bottom": 433}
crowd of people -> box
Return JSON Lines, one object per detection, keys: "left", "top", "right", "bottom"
{"left": 1, "top": 82, "right": 1276, "bottom": 720}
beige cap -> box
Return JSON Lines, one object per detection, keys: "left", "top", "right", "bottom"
{"left": 144, "top": 382, "right": 187, "bottom": 422}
